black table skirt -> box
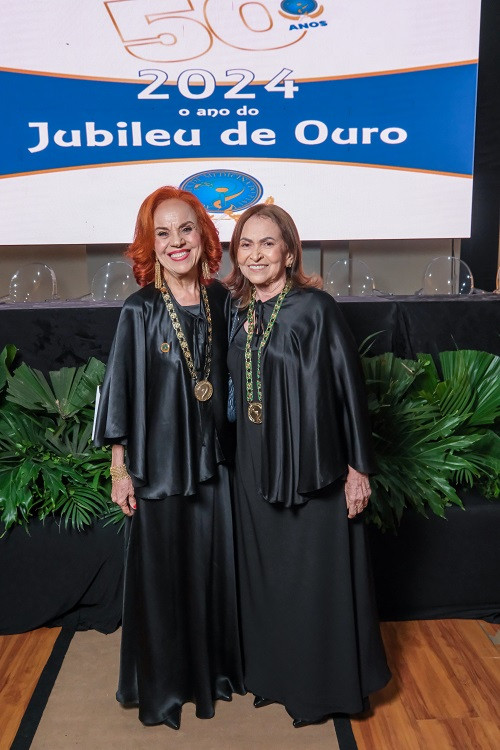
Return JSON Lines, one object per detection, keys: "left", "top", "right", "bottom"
{"left": 0, "top": 489, "right": 498, "bottom": 634}
{"left": 368, "top": 489, "right": 500, "bottom": 623}
{"left": 0, "top": 295, "right": 498, "bottom": 375}
{"left": 0, "top": 519, "right": 124, "bottom": 635}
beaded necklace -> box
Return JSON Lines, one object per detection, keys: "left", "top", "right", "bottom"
{"left": 244, "top": 280, "right": 292, "bottom": 423}
{"left": 161, "top": 283, "right": 213, "bottom": 401}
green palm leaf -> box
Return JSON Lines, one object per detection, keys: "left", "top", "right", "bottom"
{"left": 6, "top": 357, "right": 105, "bottom": 418}
{"left": 0, "top": 345, "right": 17, "bottom": 393}
{"left": 49, "top": 358, "right": 106, "bottom": 417}
{"left": 439, "top": 350, "right": 500, "bottom": 425}
{"left": 6, "top": 363, "right": 57, "bottom": 413}
{"left": 363, "top": 348, "right": 500, "bottom": 531}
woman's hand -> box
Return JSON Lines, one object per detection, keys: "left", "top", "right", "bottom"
{"left": 111, "top": 475, "right": 137, "bottom": 516}
{"left": 110, "top": 446, "right": 136, "bottom": 516}
{"left": 344, "top": 465, "right": 371, "bottom": 519}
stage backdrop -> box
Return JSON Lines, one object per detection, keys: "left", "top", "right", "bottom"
{"left": 0, "top": 0, "right": 481, "bottom": 244}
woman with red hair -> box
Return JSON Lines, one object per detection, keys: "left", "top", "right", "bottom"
{"left": 94, "top": 186, "right": 244, "bottom": 729}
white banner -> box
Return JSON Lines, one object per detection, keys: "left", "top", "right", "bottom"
{"left": 0, "top": 1, "right": 481, "bottom": 243}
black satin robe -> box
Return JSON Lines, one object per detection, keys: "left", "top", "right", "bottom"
{"left": 239, "top": 286, "right": 376, "bottom": 505}
{"left": 94, "top": 280, "right": 244, "bottom": 727}
{"left": 94, "top": 280, "right": 234, "bottom": 495}
{"left": 229, "top": 286, "right": 390, "bottom": 718}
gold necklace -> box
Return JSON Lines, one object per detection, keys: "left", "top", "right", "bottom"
{"left": 244, "top": 281, "right": 292, "bottom": 423}
{"left": 161, "top": 283, "right": 213, "bottom": 401}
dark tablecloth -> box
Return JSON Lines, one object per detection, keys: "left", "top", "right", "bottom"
{"left": 1, "top": 489, "right": 497, "bottom": 634}
{"left": 0, "top": 519, "right": 124, "bottom": 634}
{"left": 368, "top": 489, "right": 500, "bottom": 623}
{"left": 0, "top": 295, "right": 498, "bottom": 375}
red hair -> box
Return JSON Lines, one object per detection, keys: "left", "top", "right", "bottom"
{"left": 224, "top": 203, "right": 322, "bottom": 306}
{"left": 126, "top": 186, "right": 222, "bottom": 286}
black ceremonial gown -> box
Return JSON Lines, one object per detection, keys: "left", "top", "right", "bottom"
{"left": 228, "top": 286, "right": 390, "bottom": 720}
{"left": 94, "top": 280, "right": 244, "bottom": 727}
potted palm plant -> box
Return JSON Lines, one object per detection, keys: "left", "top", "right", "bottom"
{"left": 0, "top": 345, "right": 119, "bottom": 533}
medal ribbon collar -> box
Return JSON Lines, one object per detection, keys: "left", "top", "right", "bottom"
{"left": 161, "top": 282, "right": 213, "bottom": 401}
{"left": 245, "top": 280, "right": 292, "bottom": 423}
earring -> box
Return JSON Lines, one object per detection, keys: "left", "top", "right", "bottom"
{"left": 154, "top": 259, "right": 163, "bottom": 289}
{"left": 202, "top": 259, "right": 210, "bottom": 279}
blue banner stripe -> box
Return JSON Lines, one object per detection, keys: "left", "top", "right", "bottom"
{"left": 0, "top": 64, "right": 477, "bottom": 177}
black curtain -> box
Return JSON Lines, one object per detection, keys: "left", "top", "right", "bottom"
{"left": 460, "top": 0, "right": 500, "bottom": 290}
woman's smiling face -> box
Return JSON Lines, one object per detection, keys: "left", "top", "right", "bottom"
{"left": 237, "top": 214, "right": 293, "bottom": 297}
{"left": 153, "top": 199, "right": 204, "bottom": 283}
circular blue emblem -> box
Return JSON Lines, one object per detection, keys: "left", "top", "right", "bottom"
{"left": 280, "top": 0, "right": 318, "bottom": 15}
{"left": 179, "top": 170, "right": 263, "bottom": 214}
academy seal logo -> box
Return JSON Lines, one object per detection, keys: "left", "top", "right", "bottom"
{"left": 179, "top": 170, "right": 263, "bottom": 214}
{"left": 280, "top": 1, "right": 324, "bottom": 18}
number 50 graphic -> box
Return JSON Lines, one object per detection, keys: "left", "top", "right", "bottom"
{"left": 104, "top": 0, "right": 305, "bottom": 62}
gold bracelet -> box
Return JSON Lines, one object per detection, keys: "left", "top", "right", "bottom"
{"left": 109, "top": 464, "right": 130, "bottom": 482}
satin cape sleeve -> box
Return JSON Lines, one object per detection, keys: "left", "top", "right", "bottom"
{"left": 259, "top": 288, "right": 376, "bottom": 506}
{"left": 94, "top": 282, "right": 232, "bottom": 498}
{"left": 93, "top": 292, "right": 146, "bottom": 458}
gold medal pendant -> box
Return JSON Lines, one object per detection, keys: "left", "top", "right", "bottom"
{"left": 244, "top": 282, "right": 291, "bottom": 428}
{"left": 194, "top": 379, "right": 213, "bottom": 402}
{"left": 161, "top": 283, "right": 214, "bottom": 404}
{"left": 248, "top": 401, "right": 263, "bottom": 424}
